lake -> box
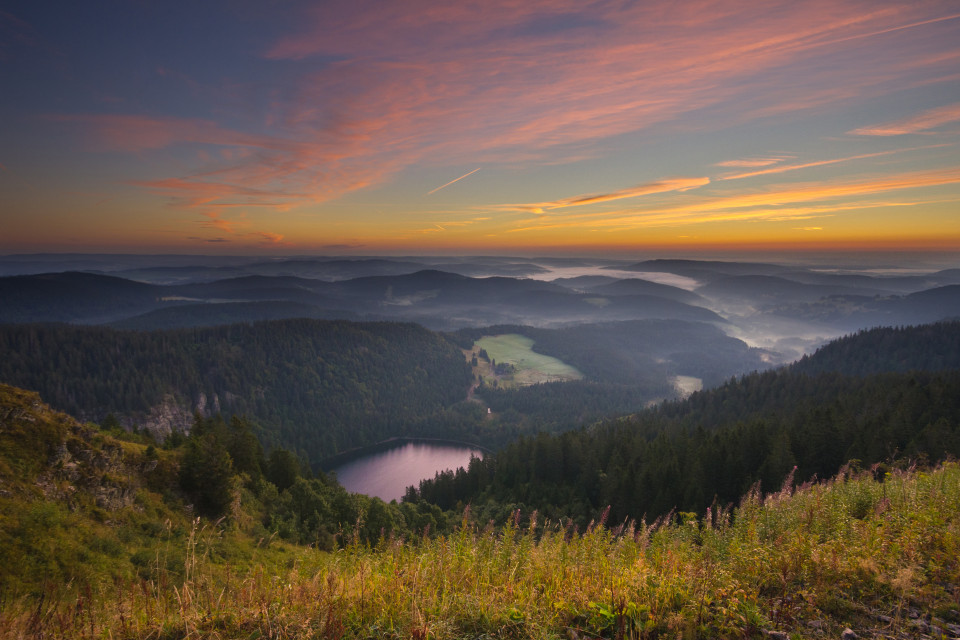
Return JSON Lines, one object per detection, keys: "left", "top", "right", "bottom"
{"left": 329, "top": 440, "right": 485, "bottom": 502}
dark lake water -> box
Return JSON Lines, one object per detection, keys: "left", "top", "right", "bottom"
{"left": 329, "top": 440, "right": 485, "bottom": 502}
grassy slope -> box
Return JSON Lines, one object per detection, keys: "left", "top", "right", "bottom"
{"left": 0, "top": 383, "right": 304, "bottom": 597}
{"left": 4, "top": 463, "right": 959, "bottom": 639}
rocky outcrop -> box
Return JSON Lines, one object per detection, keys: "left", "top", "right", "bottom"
{"left": 137, "top": 391, "right": 228, "bottom": 438}
{"left": 137, "top": 394, "right": 193, "bottom": 438}
{"left": 45, "top": 425, "right": 143, "bottom": 511}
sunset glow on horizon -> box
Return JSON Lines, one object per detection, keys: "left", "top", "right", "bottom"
{"left": 1, "top": 1, "right": 959, "bottom": 256}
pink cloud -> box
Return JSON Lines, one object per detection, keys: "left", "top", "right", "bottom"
{"left": 265, "top": 1, "right": 960, "bottom": 162}
{"left": 54, "top": 1, "right": 960, "bottom": 218}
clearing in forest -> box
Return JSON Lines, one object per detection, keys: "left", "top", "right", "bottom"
{"left": 470, "top": 333, "right": 582, "bottom": 387}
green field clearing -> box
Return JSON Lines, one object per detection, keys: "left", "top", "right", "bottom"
{"left": 474, "top": 333, "right": 582, "bottom": 385}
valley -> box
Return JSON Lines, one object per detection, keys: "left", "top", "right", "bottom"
{"left": 2, "top": 255, "right": 960, "bottom": 639}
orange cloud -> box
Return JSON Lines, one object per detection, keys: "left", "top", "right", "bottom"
{"left": 505, "top": 167, "right": 960, "bottom": 232}
{"left": 199, "top": 212, "right": 242, "bottom": 234}
{"left": 849, "top": 102, "right": 960, "bottom": 135}
{"left": 511, "top": 177, "right": 711, "bottom": 214}
{"left": 252, "top": 231, "right": 287, "bottom": 245}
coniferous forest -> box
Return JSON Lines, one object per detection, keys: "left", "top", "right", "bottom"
{"left": 0, "top": 320, "right": 472, "bottom": 461}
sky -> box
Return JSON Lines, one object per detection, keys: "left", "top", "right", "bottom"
{"left": 1, "top": 0, "right": 959, "bottom": 257}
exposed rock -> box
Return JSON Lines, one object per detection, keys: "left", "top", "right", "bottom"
{"left": 196, "top": 392, "right": 208, "bottom": 415}
{"left": 765, "top": 630, "right": 789, "bottom": 640}
{"left": 48, "top": 442, "right": 71, "bottom": 466}
{"left": 841, "top": 628, "right": 857, "bottom": 640}
{"left": 139, "top": 394, "right": 193, "bottom": 438}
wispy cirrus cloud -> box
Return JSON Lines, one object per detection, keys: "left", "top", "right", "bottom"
{"left": 49, "top": 0, "right": 960, "bottom": 248}
{"left": 849, "top": 102, "right": 960, "bottom": 135}
{"left": 715, "top": 157, "right": 792, "bottom": 168}
{"left": 720, "top": 144, "right": 954, "bottom": 180}
{"left": 719, "top": 150, "right": 896, "bottom": 180}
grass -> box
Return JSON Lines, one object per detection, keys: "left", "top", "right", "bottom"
{"left": 4, "top": 462, "right": 959, "bottom": 639}
{"left": 473, "top": 334, "right": 582, "bottom": 387}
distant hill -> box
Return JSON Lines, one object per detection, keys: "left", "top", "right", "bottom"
{"left": 777, "top": 270, "right": 940, "bottom": 293}
{"left": 585, "top": 277, "right": 705, "bottom": 305}
{"left": 549, "top": 275, "right": 620, "bottom": 290}
{"left": 109, "top": 301, "right": 360, "bottom": 330}
{"left": 0, "top": 271, "right": 165, "bottom": 324}
{"left": 696, "top": 274, "right": 891, "bottom": 305}
{"left": 768, "top": 284, "right": 960, "bottom": 330}
{"left": 8, "top": 269, "right": 705, "bottom": 330}
{"left": 611, "top": 259, "right": 792, "bottom": 282}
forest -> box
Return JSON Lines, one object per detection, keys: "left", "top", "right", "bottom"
{"left": 413, "top": 322, "right": 960, "bottom": 526}
{"left": 2, "top": 322, "right": 960, "bottom": 639}
{"left": 0, "top": 320, "right": 472, "bottom": 462}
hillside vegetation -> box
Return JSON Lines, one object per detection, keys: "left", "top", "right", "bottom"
{"left": 4, "top": 434, "right": 960, "bottom": 639}
{"left": 0, "top": 383, "right": 448, "bottom": 596}
{"left": 0, "top": 320, "right": 472, "bottom": 462}
{"left": 416, "top": 323, "right": 960, "bottom": 525}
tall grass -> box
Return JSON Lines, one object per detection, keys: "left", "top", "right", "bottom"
{"left": 3, "top": 463, "right": 959, "bottom": 639}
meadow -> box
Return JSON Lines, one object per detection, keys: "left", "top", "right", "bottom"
{"left": 4, "top": 462, "right": 959, "bottom": 639}
{"left": 474, "top": 334, "right": 583, "bottom": 387}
